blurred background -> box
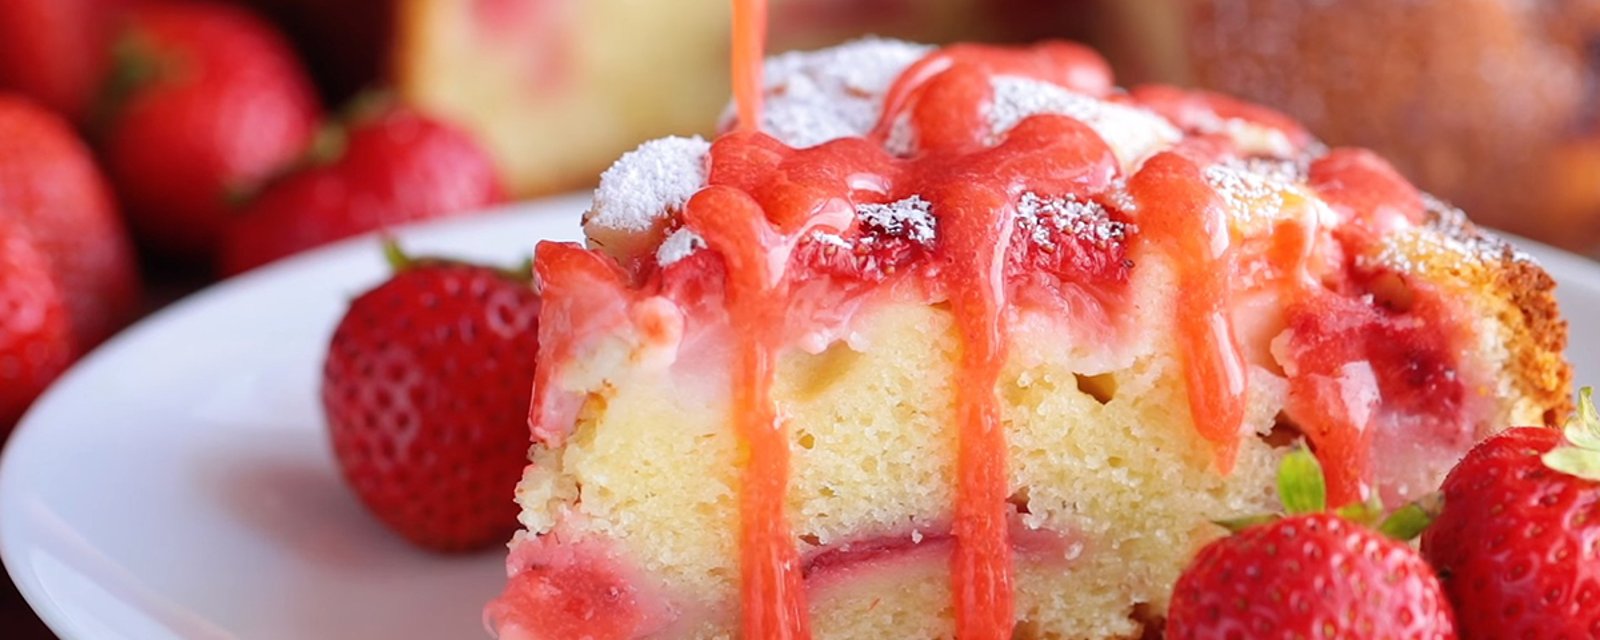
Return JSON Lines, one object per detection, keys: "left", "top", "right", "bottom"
{"left": 2, "top": 0, "right": 1597, "bottom": 635}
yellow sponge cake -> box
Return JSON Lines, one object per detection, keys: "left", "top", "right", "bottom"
{"left": 486, "top": 38, "right": 1569, "bottom": 639}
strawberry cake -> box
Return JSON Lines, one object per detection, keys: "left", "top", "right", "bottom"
{"left": 485, "top": 36, "right": 1571, "bottom": 639}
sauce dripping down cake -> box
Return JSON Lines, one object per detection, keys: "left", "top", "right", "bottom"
{"left": 485, "top": 34, "right": 1571, "bottom": 640}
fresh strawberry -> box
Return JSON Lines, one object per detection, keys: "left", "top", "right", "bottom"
{"left": 322, "top": 242, "right": 537, "bottom": 552}
{"left": 219, "top": 105, "right": 504, "bottom": 275}
{"left": 1420, "top": 390, "right": 1600, "bottom": 640}
{"left": 101, "top": 0, "right": 320, "bottom": 261}
{"left": 0, "top": 222, "right": 74, "bottom": 431}
{"left": 1167, "top": 449, "right": 1457, "bottom": 639}
{"left": 0, "top": 0, "right": 129, "bottom": 120}
{"left": 0, "top": 94, "right": 141, "bottom": 350}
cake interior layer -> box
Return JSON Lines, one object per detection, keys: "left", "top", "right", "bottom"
{"left": 513, "top": 277, "right": 1294, "bottom": 636}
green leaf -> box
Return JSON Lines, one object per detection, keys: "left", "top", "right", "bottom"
{"left": 381, "top": 237, "right": 412, "bottom": 272}
{"left": 1377, "top": 493, "right": 1442, "bottom": 541}
{"left": 1335, "top": 496, "right": 1385, "bottom": 527}
{"left": 1563, "top": 387, "right": 1600, "bottom": 451}
{"left": 1213, "top": 514, "right": 1280, "bottom": 534}
{"left": 1278, "top": 447, "right": 1327, "bottom": 515}
{"left": 1542, "top": 448, "right": 1600, "bottom": 482}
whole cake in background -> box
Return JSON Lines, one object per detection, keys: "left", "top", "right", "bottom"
{"left": 484, "top": 34, "right": 1571, "bottom": 638}
{"left": 392, "top": 0, "right": 1037, "bottom": 198}
{"left": 1078, "top": 0, "right": 1600, "bottom": 253}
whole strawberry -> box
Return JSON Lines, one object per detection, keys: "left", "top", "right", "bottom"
{"left": 0, "top": 222, "right": 74, "bottom": 431}
{"left": 219, "top": 105, "right": 504, "bottom": 275}
{"left": 1168, "top": 450, "right": 1458, "bottom": 640}
{"left": 1420, "top": 390, "right": 1600, "bottom": 640}
{"left": 0, "top": 0, "right": 128, "bottom": 120}
{"left": 0, "top": 94, "right": 141, "bottom": 350}
{"left": 102, "top": 0, "right": 320, "bottom": 261}
{"left": 323, "top": 243, "right": 537, "bottom": 552}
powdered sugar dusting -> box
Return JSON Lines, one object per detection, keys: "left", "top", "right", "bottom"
{"left": 809, "top": 230, "right": 853, "bottom": 250}
{"left": 1204, "top": 163, "right": 1286, "bottom": 225}
{"left": 1356, "top": 195, "right": 1515, "bottom": 274}
{"left": 858, "top": 196, "right": 936, "bottom": 246}
{"left": 1364, "top": 228, "right": 1496, "bottom": 275}
{"left": 1105, "top": 179, "right": 1137, "bottom": 213}
{"left": 751, "top": 38, "right": 934, "bottom": 148}
{"left": 1186, "top": 112, "right": 1297, "bottom": 158}
{"left": 589, "top": 136, "right": 710, "bottom": 234}
{"left": 656, "top": 228, "right": 707, "bottom": 266}
{"left": 1360, "top": 194, "right": 1532, "bottom": 275}
{"left": 1015, "top": 192, "right": 1128, "bottom": 249}
{"left": 987, "top": 76, "right": 1180, "bottom": 169}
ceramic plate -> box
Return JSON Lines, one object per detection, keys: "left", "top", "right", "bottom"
{"left": 2, "top": 194, "right": 1596, "bottom": 639}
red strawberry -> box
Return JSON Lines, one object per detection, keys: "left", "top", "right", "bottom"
{"left": 1420, "top": 391, "right": 1600, "bottom": 640}
{"left": 219, "top": 105, "right": 504, "bottom": 275}
{"left": 0, "top": 0, "right": 129, "bottom": 120}
{"left": 0, "top": 222, "right": 74, "bottom": 431}
{"left": 1167, "top": 449, "right": 1457, "bottom": 639}
{"left": 102, "top": 0, "right": 320, "bottom": 261}
{"left": 322, "top": 243, "right": 537, "bottom": 552}
{"left": 0, "top": 94, "right": 141, "bottom": 350}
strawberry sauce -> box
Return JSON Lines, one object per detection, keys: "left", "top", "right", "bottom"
{"left": 1127, "top": 153, "right": 1248, "bottom": 472}
{"left": 719, "top": 5, "right": 1123, "bottom": 633}
{"left": 508, "top": 9, "right": 1479, "bottom": 636}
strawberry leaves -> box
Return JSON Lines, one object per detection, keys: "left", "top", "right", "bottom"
{"left": 1278, "top": 447, "right": 1327, "bottom": 514}
{"left": 1217, "top": 446, "right": 1438, "bottom": 540}
{"left": 1543, "top": 386, "right": 1600, "bottom": 481}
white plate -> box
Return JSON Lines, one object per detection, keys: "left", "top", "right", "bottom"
{"left": 2, "top": 194, "right": 1598, "bottom": 639}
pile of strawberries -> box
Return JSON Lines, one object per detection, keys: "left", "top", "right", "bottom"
{"left": 0, "top": 0, "right": 505, "bottom": 434}
{"left": 1167, "top": 398, "right": 1600, "bottom": 640}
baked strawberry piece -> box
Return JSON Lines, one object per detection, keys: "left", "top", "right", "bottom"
{"left": 489, "top": 38, "right": 1570, "bottom": 638}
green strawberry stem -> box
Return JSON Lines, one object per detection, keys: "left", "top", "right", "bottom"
{"left": 305, "top": 122, "right": 349, "bottom": 167}
{"left": 1278, "top": 447, "right": 1326, "bottom": 515}
{"left": 1376, "top": 493, "right": 1441, "bottom": 541}
{"left": 1213, "top": 513, "right": 1279, "bottom": 534}
{"left": 379, "top": 238, "right": 533, "bottom": 283}
{"left": 382, "top": 237, "right": 413, "bottom": 272}
{"left": 1215, "top": 438, "right": 1444, "bottom": 539}
{"left": 1544, "top": 386, "right": 1600, "bottom": 481}
{"left": 1334, "top": 496, "right": 1385, "bottom": 528}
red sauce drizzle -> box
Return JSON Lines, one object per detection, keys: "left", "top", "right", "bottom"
{"left": 512, "top": 12, "right": 1479, "bottom": 636}
{"left": 711, "top": 3, "right": 1447, "bottom": 632}
{"left": 1287, "top": 148, "right": 1434, "bottom": 506}
{"left": 730, "top": 0, "right": 767, "bottom": 131}
{"left": 717, "top": 9, "right": 1118, "bottom": 632}
{"left": 1127, "top": 153, "right": 1248, "bottom": 471}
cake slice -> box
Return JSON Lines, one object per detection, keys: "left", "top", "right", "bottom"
{"left": 486, "top": 38, "right": 1570, "bottom": 639}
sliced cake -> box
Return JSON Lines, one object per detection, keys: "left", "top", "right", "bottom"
{"left": 486, "top": 37, "right": 1570, "bottom": 639}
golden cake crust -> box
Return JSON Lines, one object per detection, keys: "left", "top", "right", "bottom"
{"left": 1413, "top": 202, "right": 1572, "bottom": 426}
